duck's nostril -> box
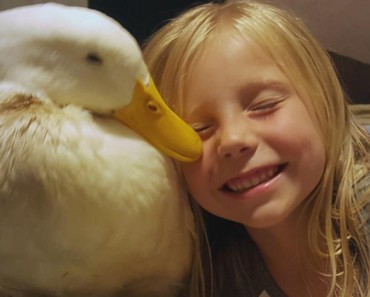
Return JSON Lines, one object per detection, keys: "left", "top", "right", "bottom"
{"left": 147, "top": 101, "right": 159, "bottom": 113}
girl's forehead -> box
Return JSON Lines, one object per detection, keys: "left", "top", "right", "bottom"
{"left": 199, "top": 27, "right": 267, "bottom": 64}
{"left": 193, "top": 31, "right": 266, "bottom": 71}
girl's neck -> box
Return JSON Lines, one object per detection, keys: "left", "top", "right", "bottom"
{"left": 247, "top": 203, "right": 307, "bottom": 266}
{"left": 246, "top": 212, "right": 330, "bottom": 297}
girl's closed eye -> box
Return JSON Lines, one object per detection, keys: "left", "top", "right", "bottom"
{"left": 191, "top": 123, "right": 214, "bottom": 139}
{"left": 248, "top": 85, "right": 290, "bottom": 115}
{"left": 248, "top": 98, "right": 285, "bottom": 116}
{"left": 241, "top": 82, "right": 289, "bottom": 117}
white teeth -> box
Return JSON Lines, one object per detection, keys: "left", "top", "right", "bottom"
{"left": 227, "top": 167, "right": 278, "bottom": 192}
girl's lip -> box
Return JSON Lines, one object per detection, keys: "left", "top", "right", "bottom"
{"left": 219, "top": 163, "right": 286, "bottom": 193}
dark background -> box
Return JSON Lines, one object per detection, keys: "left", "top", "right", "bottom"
{"left": 89, "top": 0, "right": 370, "bottom": 104}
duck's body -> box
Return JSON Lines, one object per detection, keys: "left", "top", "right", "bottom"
{"left": 0, "top": 86, "right": 193, "bottom": 296}
{"left": 0, "top": 4, "right": 200, "bottom": 297}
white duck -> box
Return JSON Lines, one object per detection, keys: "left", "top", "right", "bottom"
{"left": 0, "top": 3, "right": 201, "bottom": 297}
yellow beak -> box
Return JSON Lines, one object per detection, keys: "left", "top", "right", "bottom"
{"left": 114, "top": 77, "right": 202, "bottom": 162}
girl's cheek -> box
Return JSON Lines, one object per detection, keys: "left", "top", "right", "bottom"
{"left": 181, "top": 141, "right": 212, "bottom": 191}
{"left": 181, "top": 161, "right": 203, "bottom": 189}
{"left": 181, "top": 161, "right": 198, "bottom": 181}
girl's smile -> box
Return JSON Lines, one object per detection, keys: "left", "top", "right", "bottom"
{"left": 181, "top": 32, "right": 326, "bottom": 229}
{"left": 220, "top": 163, "right": 284, "bottom": 193}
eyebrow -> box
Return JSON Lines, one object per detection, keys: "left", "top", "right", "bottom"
{"left": 239, "top": 80, "right": 290, "bottom": 95}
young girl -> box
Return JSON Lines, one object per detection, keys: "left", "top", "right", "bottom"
{"left": 142, "top": 1, "right": 370, "bottom": 296}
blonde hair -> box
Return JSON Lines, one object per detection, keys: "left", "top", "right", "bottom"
{"left": 143, "top": 1, "right": 370, "bottom": 296}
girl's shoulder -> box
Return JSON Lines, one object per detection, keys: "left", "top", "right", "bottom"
{"left": 355, "top": 164, "right": 370, "bottom": 199}
{"left": 354, "top": 165, "right": 370, "bottom": 228}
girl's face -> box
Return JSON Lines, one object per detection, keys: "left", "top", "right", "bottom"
{"left": 181, "top": 33, "right": 326, "bottom": 230}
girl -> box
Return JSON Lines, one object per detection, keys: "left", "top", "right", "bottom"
{"left": 143, "top": 1, "right": 370, "bottom": 296}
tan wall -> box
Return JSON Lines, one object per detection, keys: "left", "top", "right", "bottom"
{"left": 268, "top": 0, "right": 370, "bottom": 64}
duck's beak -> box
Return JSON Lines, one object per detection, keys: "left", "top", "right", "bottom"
{"left": 114, "top": 77, "right": 202, "bottom": 162}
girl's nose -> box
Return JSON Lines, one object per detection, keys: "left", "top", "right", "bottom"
{"left": 217, "top": 120, "right": 257, "bottom": 159}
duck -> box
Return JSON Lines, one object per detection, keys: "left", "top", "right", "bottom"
{"left": 0, "top": 3, "right": 201, "bottom": 297}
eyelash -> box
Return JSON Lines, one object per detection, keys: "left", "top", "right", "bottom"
{"left": 249, "top": 98, "right": 283, "bottom": 115}
{"left": 191, "top": 123, "right": 214, "bottom": 140}
{"left": 192, "top": 124, "right": 211, "bottom": 133}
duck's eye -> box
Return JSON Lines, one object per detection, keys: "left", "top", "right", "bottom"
{"left": 86, "top": 53, "right": 103, "bottom": 65}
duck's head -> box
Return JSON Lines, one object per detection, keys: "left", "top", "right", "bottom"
{"left": 0, "top": 3, "right": 201, "bottom": 162}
